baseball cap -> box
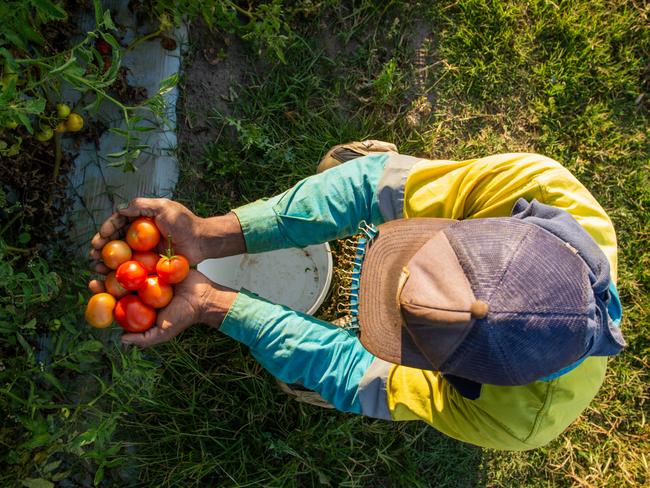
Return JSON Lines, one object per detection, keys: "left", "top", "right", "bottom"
{"left": 355, "top": 199, "right": 625, "bottom": 386}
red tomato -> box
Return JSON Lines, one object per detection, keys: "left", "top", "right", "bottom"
{"left": 126, "top": 217, "right": 161, "bottom": 252}
{"left": 114, "top": 295, "right": 156, "bottom": 333}
{"left": 115, "top": 260, "right": 147, "bottom": 290}
{"left": 101, "top": 240, "right": 132, "bottom": 269}
{"left": 85, "top": 293, "right": 116, "bottom": 329}
{"left": 105, "top": 271, "right": 129, "bottom": 298}
{"left": 96, "top": 38, "right": 112, "bottom": 55}
{"left": 138, "top": 276, "right": 173, "bottom": 308}
{"left": 156, "top": 254, "right": 189, "bottom": 284}
{"left": 132, "top": 251, "right": 159, "bottom": 275}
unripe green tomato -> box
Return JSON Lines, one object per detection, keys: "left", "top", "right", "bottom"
{"left": 56, "top": 103, "right": 71, "bottom": 119}
{"left": 35, "top": 126, "right": 54, "bottom": 142}
{"left": 65, "top": 113, "right": 84, "bottom": 132}
{"left": 4, "top": 120, "right": 18, "bottom": 129}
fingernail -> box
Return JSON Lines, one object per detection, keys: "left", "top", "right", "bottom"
{"left": 117, "top": 202, "right": 128, "bottom": 210}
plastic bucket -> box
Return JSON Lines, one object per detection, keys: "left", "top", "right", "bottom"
{"left": 197, "top": 243, "right": 333, "bottom": 315}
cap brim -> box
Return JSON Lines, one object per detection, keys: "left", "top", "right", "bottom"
{"left": 357, "top": 218, "right": 456, "bottom": 369}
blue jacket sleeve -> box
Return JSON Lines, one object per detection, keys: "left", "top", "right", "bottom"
{"left": 232, "top": 153, "right": 389, "bottom": 252}
{"left": 220, "top": 289, "right": 375, "bottom": 413}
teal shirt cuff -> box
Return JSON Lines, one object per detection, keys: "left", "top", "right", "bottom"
{"left": 232, "top": 153, "right": 389, "bottom": 253}
{"left": 232, "top": 197, "right": 284, "bottom": 254}
{"left": 220, "top": 289, "right": 375, "bottom": 413}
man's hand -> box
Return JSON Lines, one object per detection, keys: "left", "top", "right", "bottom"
{"left": 120, "top": 269, "right": 238, "bottom": 347}
{"left": 89, "top": 198, "right": 246, "bottom": 275}
{"left": 90, "top": 198, "right": 204, "bottom": 274}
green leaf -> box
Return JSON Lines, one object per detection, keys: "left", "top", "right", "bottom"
{"left": 48, "top": 55, "right": 77, "bottom": 76}
{"left": 21, "top": 318, "right": 37, "bottom": 330}
{"left": 93, "top": 465, "right": 104, "bottom": 486}
{"left": 42, "top": 460, "right": 62, "bottom": 474}
{"left": 77, "top": 340, "right": 103, "bottom": 353}
{"left": 24, "top": 98, "right": 46, "bottom": 114}
{"left": 21, "top": 479, "right": 53, "bottom": 488}
{"left": 41, "top": 371, "right": 64, "bottom": 393}
{"left": 15, "top": 112, "right": 32, "bottom": 133}
{"left": 30, "top": 0, "right": 67, "bottom": 20}
{"left": 102, "top": 10, "right": 115, "bottom": 31}
{"left": 16, "top": 22, "right": 44, "bottom": 46}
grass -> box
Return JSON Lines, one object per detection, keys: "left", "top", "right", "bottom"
{"left": 103, "top": 0, "right": 650, "bottom": 486}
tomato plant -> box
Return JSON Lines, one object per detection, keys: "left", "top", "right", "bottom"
{"left": 138, "top": 276, "right": 173, "bottom": 308}
{"left": 126, "top": 217, "right": 161, "bottom": 251}
{"left": 85, "top": 292, "right": 116, "bottom": 328}
{"left": 101, "top": 240, "right": 132, "bottom": 269}
{"left": 115, "top": 260, "right": 147, "bottom": 290}
{"left": 133, "top": 250, "right": 159, "bottom": 274}
{"left": 114, "top": 295, "right": 156, "bottom": 332}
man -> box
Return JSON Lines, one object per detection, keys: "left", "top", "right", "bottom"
{"left": 90, "top": 143, "right": 624, "bottom": 450}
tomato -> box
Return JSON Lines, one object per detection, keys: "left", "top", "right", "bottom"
{"left": 105, "top": 271, "right": 129, "bottom": 298}
{"left": 126, "top": 217, "right": 161, "bottom": 252}
{"left": 114, "top": 295, "right": 156, "bottom": 333}
{"left": 132, "top": 251, "right": 159, "bottom": 274}
{"left": 56, "top": 103, "right": 71, "bottom": 119}
{"left": 85, "top": 293, "right": 116, "bottom": 328}
{"left": 101, "top": 240, "right": 132, "bottom": 269}
{"left": 5, "top": 120, "right": 18, "bottom": 129}
{"left": 115, "top": 260, "right": 147, "bottom": 290}
{"left": 65, "top": 113, "right": 84, "bottom": 132}
{"left": 156, "top": 254, "right": 189, "bottom": 284}
{"left": 96, "top": 38, "right": 112, "bottom": 55}
{"left": 138, "top": 276, "right": 173, "bottom": 308}
{"left": 54, "top": 121, "right": 67, "bottom": 133}
{"left": 35, "top": 127, "right": 53, "bottom": 142}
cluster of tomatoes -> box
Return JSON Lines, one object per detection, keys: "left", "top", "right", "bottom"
{"left": 33, "top": 103, "right": 84, "bottom": 142}
{"left": 85, "top": 217, "right": 189, "bottom": 333}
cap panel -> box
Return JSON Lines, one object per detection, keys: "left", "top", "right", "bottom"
{"left": 442, "top": 218, "right": 592, "bottom": 385}
{"left": 358, "top": 219, "right": 456, "bottom": 367}
{"left": 399, "top": 231, "right": 478, "bottom": 368}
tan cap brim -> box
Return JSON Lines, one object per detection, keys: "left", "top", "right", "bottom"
{"left": 357, "top": 218, "right": 457, "bottom": 369}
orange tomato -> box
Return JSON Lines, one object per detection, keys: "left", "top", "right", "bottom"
{"left": 126, "top": 217, "right": 161, "bottom": 252}
{"left": 138, "top": 276, "right": 173, "bottom": 308}
{"left": 156, "top": 254, "right": 189, "bottom": 284}
{"left": 85, "top": 293, "right": 116, "bottom": 328}
{"left": 132, "top": 251, "right": 159, "bottom": 275}
{"left": 105, "top": 271, "right": 129, "bottom": 298}
{"left": 101, "top": 240, "right": 132, "bottom": 269}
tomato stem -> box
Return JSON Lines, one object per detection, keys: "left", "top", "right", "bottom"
{"left": 162, "top": 234, "right": 175, "bottom": 260}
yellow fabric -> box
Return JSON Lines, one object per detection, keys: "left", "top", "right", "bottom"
{"left": 388, "top": 153, "right": 617, "bottom": 450}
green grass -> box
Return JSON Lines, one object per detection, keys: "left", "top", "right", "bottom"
{"left": 104, "top": 0, "right": 649, "bottom": 486}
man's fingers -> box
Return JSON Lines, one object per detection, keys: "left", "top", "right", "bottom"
{"left": 88, "top": 279, "right": 105, "bottom": 294}
{"left": 118, "top": 197, "right": 167, "bottom": 218}
{"left": 95, "top": 262, "right": 111, "bottom": 274}
{"left": 120, "top": 318, "right": 186, "bottom": 348}
{"left": 99, "top": 213, "right": 128, "bottom": 239}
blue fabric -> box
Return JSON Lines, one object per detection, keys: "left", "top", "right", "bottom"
{"left": 511, "top": 198, "right": 626, "bottom": 357}
{"left": 220, "top": 289, "right": 375, "bottom": 413}
{"left": 538, "top": 281, "right": 622, "bottom": 382}
{"left": 233, "top": 153, "right": 389, "bottom": 253}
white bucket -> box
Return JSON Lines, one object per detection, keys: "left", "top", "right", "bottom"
{"left": 197, "top": 243, "right": 333, "bottom": 315}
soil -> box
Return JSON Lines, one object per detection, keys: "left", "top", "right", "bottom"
{"left": 177, "top": 20, "right": 257, "bottom": 160}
